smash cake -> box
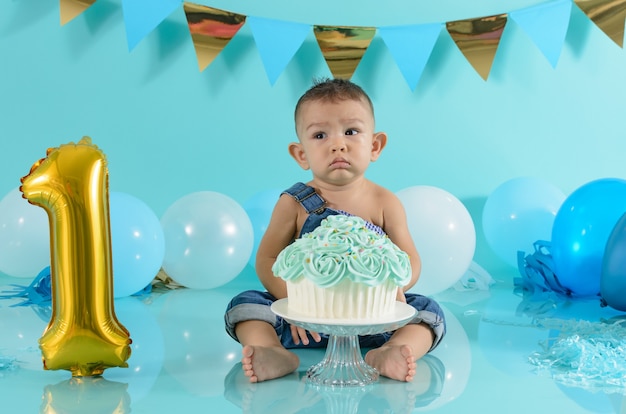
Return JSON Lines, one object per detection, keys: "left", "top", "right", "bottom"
{"left": 272, "top": 214, "right": 411, "bottom": 320}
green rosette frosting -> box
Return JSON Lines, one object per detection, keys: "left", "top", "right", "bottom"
{"left": 272, "top": 215, "right": 411, "bottom": 287}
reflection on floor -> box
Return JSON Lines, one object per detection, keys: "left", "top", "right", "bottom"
{"left": 1, "top": 272, "right": 625, "bottom": 413}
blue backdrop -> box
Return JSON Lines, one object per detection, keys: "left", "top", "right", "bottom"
{"left": 2, "top": 0, "right": 626, "bottom": 277}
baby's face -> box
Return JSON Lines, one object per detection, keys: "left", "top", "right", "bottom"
{"left": 294, "top": 98, "right": 378, "bottom": 186}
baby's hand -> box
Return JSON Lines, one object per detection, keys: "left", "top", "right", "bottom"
{"left": 290, "top": 324, "right": 321, "bottom": 345}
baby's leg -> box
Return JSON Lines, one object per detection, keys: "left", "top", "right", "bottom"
{"left": 364, "top": 323, "right": 434, "bottom": 382}
{"left": 236, "top": 320, "right": 299, "bottom": 383}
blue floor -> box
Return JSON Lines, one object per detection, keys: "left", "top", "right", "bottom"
{"left": 1, "top": 270, "right": 625, "bottom": 413}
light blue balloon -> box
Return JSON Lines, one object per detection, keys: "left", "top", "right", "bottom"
{"left": 482, "top": 177, "right": 565, "bottom": 268}
{"left": 110, "top": 192, "right": 165, "bottom": 298}
{"left": 551, "top": 178, "right": 626, "bottom": 297}
{"left": 243, "top": 188, "right": 282, "bottom": 270}
{"left": 601, "top": 212, "right": 626, "bottom": 311}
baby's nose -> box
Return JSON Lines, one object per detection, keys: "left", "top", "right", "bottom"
{"left": 330, "top": 137, "right": 347, "bottom": 151}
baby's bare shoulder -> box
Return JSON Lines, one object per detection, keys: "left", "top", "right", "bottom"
{"left": 369, "top": 182, "right": 399, "bottom": 203}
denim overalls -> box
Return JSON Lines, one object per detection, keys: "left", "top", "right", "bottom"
{"left": 224, "top": 182, "right": 446, "bottom": 350}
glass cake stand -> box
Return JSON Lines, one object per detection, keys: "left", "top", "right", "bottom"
{"left": 271, "top": 299, "right": 416, "bottom": 387}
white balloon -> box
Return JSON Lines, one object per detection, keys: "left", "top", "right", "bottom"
{"left": 160, "top": 191, "right": 253, "bottom": 289}
{"left": 0, "top": 187, "right": 50, "bottom": 278}
{"left": 397, "top": 186, "right": 476, "bottom": 296}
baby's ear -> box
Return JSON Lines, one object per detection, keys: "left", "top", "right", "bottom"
{"left": 288, "top": 142, "right": 310, "bottom": 170}
{"left": 370, "top": 132, "right": 387, "bottom": 161}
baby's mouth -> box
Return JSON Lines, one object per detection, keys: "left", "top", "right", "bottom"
{"left": 330, "top": 158, "right": 350, "bottom": 169}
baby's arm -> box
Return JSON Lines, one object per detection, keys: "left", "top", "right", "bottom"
{"left": 255, "top": 195, "right": 300, "bottom": 299}
{"left": 256, "top": 195, "right": 322, "bottom": 344}
{"left": 381, "top": 193, "right": 421, "bottom": 292}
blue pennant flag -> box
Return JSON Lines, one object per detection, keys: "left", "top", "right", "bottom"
{"left": 510, "top": 0, "right": 572, "bottom": 68}
{"left": 248, "top": 16, "right": 310, "bottom": 85}
{"left": 378, "top": 23, "right": 442, "bottom": 91}
{"left": 122, "top": 0, "right": 182, "bottom": 51}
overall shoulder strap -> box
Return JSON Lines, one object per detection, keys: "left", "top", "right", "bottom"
{"left": 281, "top": 182, "right": 326, "bottom": 214}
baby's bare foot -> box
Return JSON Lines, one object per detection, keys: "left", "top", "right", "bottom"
{"left": 365, "top": 344, "right": 416, "bottom": 382}
{"left": 241, "top": 345, "right": 299, "bottom": 383}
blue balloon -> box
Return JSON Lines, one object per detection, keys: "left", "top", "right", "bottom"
{"left": 482, "top": 177, "right": 565, "bottom": 267}
{"left": 601, "top": 212, "right": 626, "bottom": 311}
{"left": 110, "top": 192, "right": 165, "bottom": 298}
{"left": 243, "top": 188, "right": 282, "bottom": 269}
{"left": 551, "top": 178, "right": 626, "bottom": 297}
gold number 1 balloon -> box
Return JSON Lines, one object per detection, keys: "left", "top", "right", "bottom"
{"left": 20, "top": 137, "right": 131, "bottom": 377}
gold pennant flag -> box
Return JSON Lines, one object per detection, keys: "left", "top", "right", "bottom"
{"left": 314, "top": 26, "right": 376, "bottom": 79}
{"left": 446, "top": 14, "right": 507, "bottom": 81}
{"left": 574, "top": 0, "right": 626, "bottom": 47}
{"left": 183, "top": 3, "right": 246, "bottom": 71}
{"left": 59, "top": 0, "right": 97, "bottom": 25}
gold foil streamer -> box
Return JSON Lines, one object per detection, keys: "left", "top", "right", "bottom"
{"left": 59, "top": 0, "right": 97, "bottom": 26}
{"left": 183, "top": 3, "right": 246, "bottom": 71}
{"left": 314, "top": 26, "right": 376, "bottom": 79}
{"left": 446, "top": 14, "right": 508, "bottom": 81}
{"left": 574, "top": 0, "right": 626, "bottom": 47}
{"left": 20, "top": 137, "right": 131, "bottom": 377}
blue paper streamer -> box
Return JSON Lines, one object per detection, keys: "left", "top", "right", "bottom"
{"left": 516, "top": 240, "right": 573, "bottom": 297}
{"left": 515, "top": 242, "right": 626, "bottom": 394}
{"left": 0, "top": 266, "right": 52, "bottom": 306}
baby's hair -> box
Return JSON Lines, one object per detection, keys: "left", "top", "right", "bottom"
{"left": 294, "top": 78, "right": 375, "bottom": 123}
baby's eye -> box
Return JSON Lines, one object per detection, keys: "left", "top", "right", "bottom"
{"left": 345, "top": 129, "right": 359, "bottom": 136}
{"left": 313, "top": 132, "right": 326, "bottom": 139}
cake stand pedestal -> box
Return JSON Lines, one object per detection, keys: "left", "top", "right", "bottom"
{"left": 271, "top": 299, "right": 416, "bottom": 387}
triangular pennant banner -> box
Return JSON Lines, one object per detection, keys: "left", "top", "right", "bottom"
{"left": 59, "top": 0, "right": 97, "bottom": 26}
{"left": 313, "top": 26, "right": 376, "bottom": 79}
{"left": 248, "top": 16, "right": 310, "bottom": 85}
{"left": 183, "top": 3, "right": 246, "bottom": 72}
{"left": 122, "top": 0, "right": 181, "bottom": 51}
{"left": 446, "top": 14, "right": 508, "bottom": 80}
{"left": 378, "top": 23, "right": 442, "bottom": 91}
{"left": 574, "top": 0, "right": 626, "bottom": 47}
{"left": 510, "top": 0, "right": 572, "bottom": 68}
